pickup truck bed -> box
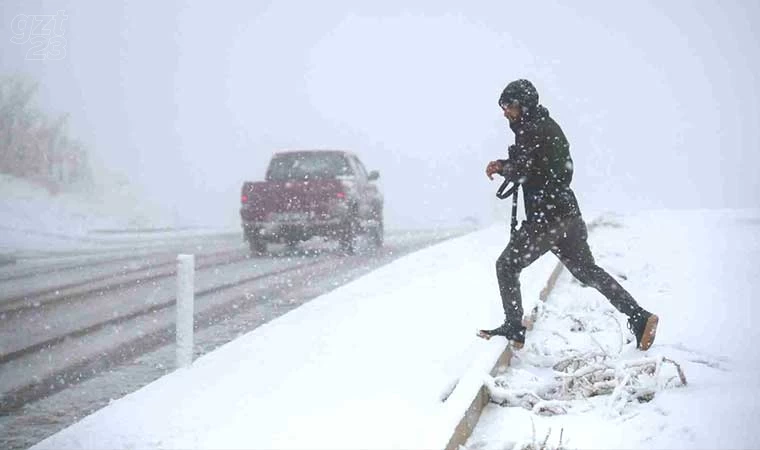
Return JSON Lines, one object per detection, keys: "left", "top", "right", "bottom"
{"left": 240, "top": 150, "right": 383, "bottom": 254}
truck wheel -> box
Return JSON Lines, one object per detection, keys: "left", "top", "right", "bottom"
{"left": 249, "top": 237, "right": 267, "bottom": 256}
{"left": 285, "top": 239, "right": 299, "bottom": 252}
{"left": 372, "top": 218, "right": 384, "bottom": 248}
{"left": 339, "top": 215, "right": 358, "bottom": 255}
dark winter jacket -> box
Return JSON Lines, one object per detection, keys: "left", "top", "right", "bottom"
{"left": 498, "top": 105, "right": 581, "bottom": 224}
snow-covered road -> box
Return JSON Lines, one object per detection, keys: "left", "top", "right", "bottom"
{"left": 0, "top": 227, "right": 466, "bottom": 449}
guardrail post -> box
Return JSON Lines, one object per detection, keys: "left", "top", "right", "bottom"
{"left": 176, "top": 254, "right": 195, "bottom": 368}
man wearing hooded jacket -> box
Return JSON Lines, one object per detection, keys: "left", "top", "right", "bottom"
{"left": 479, "top": 79, "right": 659, "bottom": 351}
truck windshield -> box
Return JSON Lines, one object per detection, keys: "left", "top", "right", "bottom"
{"left": 267, "top": 153, "right": 353, "bottom": 181}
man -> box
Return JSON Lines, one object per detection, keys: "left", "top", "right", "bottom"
{"left": 479, "top": 79, "right": 659, "bottom": 350}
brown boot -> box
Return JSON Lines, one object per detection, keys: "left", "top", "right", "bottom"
{"left": 628, "top": 312, "right": 659, "bottom": 350}
{"left": 477, "top": 322, "right": 525, "bottom": 349}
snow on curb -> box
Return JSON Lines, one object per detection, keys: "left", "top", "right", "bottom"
{"left": 439, "top": 216, "right": 613, "bottom": 450}
{"left": 440, "top": 256, "right": 559, "bottom": 450}
{"left": 462, "top": 213, "right": 706, "bottom": 450}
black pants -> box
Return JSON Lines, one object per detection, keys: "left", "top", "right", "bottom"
{"left": 496, "top": 215, "right": 643, "bottom": 331}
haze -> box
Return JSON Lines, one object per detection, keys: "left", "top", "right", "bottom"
{"left": 1, "top": 0, "right": 758, "bottom": 229}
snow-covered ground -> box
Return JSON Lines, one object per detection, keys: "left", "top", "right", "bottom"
{"left": 0, "top": 174, "right": 234, "bottom": 256}
{"left": 29, "top": 208, "right": 760, "bottom": 450}
{"left": 469, "top": 209, "right": 760, "bottom": 450}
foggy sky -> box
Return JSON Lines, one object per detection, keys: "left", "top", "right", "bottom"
{"left": 1, "top": 0, "right": 758, "bottom": 229}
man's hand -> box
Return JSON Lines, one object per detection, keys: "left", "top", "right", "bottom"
{"left": 486, "top": 160, "right": 503, "bottom": 180}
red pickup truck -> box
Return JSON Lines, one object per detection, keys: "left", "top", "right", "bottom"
{"left": 240, "top": 150, "right": 384, "bottom": 254}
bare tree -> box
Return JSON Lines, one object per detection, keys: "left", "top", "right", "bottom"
{"left": 0, "top": 73, "right": 91, "bottom": 191}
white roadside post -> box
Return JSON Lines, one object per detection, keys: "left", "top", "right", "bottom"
{"left": 176, "top": 254, "right": 195, "bottom": 368}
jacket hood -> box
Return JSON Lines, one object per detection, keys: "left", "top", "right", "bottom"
{"left": 499, "top": 79, "right": 539, "bottom": 110}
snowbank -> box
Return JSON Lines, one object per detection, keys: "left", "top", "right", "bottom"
{"left": 468, "top": 209, "right": 760, "bottom": 450}
{"left": 0, "top": 173, "right": 208, "bottom": 254}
